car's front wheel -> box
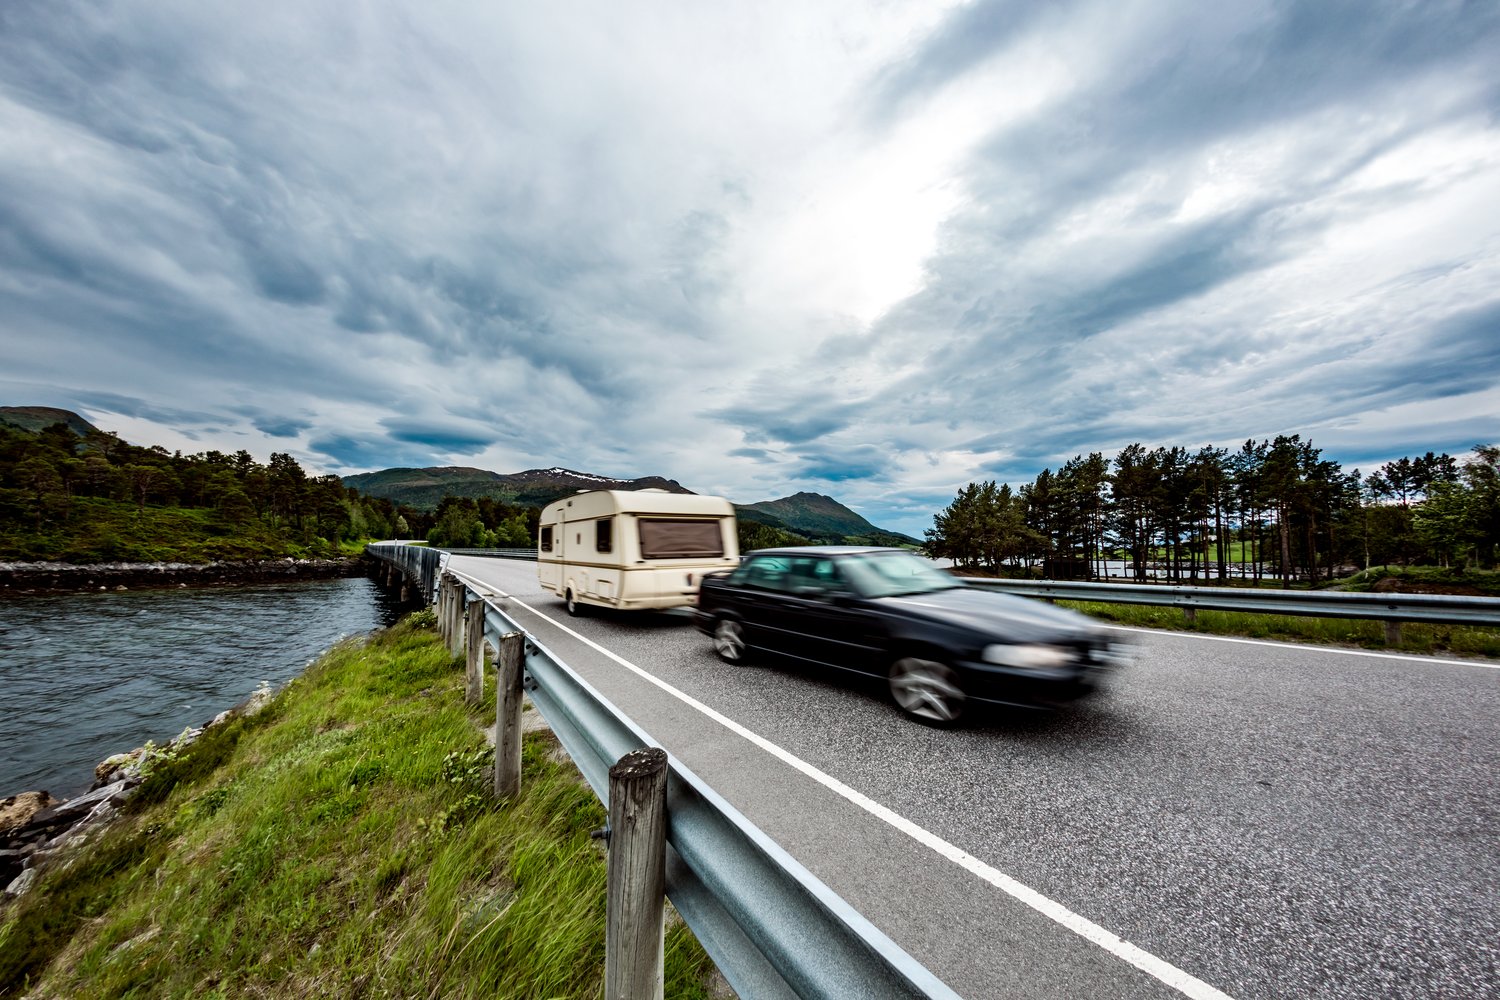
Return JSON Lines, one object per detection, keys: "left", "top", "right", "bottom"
{"left": 713, "top": 618, "right": 749, "bottom": 664}
{"left": 888, "top": 657, "right": 965, "bottom": 725}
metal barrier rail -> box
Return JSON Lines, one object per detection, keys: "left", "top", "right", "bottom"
{"left": 962, "top": 577, "right": 1500, "bottom": 628}
{"left": 367, "top": 540, "right": 443, "bottom": 600}
{"left": 366, "top": 544, "right": 958, "bottom": 999}
{"left": 439, "top": 547, "right": 536, "bottom": 559}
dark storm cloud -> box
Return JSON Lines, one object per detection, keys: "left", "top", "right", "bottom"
{"left": 69, "top": 391, "right": 222, "bottom": 429}
{"left": 307, "top": 433, "right": 448, "bottom": 471}
{"left": 729, "top": 447, "right": 776, "bottom": 462}
{"left": 380, "top": 419, "right": 496, "bottom": 455}
{"left": 712, "top": 400, "right": 860, "bottom": 447}
{"left": 790, "top": 446, "right": 892, "bottom": 482}
{"left": 251, "top": 416, "right": 311, "bottom": 438}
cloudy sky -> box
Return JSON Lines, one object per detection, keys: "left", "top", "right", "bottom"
{"left": 3, "top": 1, "right": 1498, "bottom": 536}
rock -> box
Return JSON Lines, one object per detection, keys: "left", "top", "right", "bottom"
{"left": 4, "top": 866, "right": 38, "bottom": 898}
{"left": 95, "top": 750, "right": 144, "bottom": 788}
{"left": 0, "top": 791, "right": 60, "bottom": 836}
{"left": 0, "top": 845, "right": 33, "bottom": 886}
{"left": 26, "top": 780, "right": 130, "bottom": 833}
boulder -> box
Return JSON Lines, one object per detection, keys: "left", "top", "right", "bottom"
{"left": 0, "top": 791, "right": 60, "bottom": 836}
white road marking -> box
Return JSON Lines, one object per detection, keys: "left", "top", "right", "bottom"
{"left": 454, "top": 568, "right": 1235, "bottom": 1000}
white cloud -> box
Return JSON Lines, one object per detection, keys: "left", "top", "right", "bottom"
{"left": 2, "top": 0, "right": 1498, "bottom": 537}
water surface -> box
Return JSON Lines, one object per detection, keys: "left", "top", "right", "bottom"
{"left": 0, "top": 577, "right": 405, "bottom": 799}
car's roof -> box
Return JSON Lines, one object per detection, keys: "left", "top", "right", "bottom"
{"left": 744, "top": 545, "right": 903, "bottom": 556}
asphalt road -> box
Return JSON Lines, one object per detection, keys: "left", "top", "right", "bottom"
{"left": 449, "top": 555, "right": 1499, "bottom": 1000}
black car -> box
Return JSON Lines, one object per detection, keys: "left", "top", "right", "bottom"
{"left": 694, "top": 546, "right": 1129, "bottom": 725}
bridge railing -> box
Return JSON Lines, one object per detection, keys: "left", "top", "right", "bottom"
{"left": 439, "top": 547, "right": 536, "bottom": 559}
{"left": 364, "top": 543, "right": 958, "bottom": 1000}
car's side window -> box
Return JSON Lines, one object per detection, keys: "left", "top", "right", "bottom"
{"left": 787, "top": 556, "right": 843, "bottom": 595}
{"left": 736, "top": 556, "right": 791, "bottom": 591}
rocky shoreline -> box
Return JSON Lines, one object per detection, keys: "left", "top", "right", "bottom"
{"left": 0, "top": 556, "right": 367, "bottom": 594}
{"left": 0, "top": 684, "right": 277, "bottom": 899}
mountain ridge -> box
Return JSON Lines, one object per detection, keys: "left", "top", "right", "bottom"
{"left": 0, "top": 406, "right": 101, "bottom": 437}
{"left": 342, "top": 467, "right": 917, "bottom": 544}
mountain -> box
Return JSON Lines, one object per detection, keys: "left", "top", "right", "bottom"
{"left": 341, "top": 466, "right": 692, "bottom": 510}
{"left": 736, "top": 491, "right": 918, "bottom": 545}
{"left": 343, "top": 467, "right": 918, "bottom": 545}
{"left": 0, "top": 406, "right": 100, "bottom": 437}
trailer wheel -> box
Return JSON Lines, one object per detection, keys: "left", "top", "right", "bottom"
{"left": 565, "top": 588, "right": 586, "bottom": 617}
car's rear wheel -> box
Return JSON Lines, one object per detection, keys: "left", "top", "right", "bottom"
{"left": 565, "top": 589, "right": 585, "bottom": 617}
{"left": 713, "top": 618, "right": 749, "bottom": 664}
{"left": 888, "top": 657, "right": 965, "bottom": 725}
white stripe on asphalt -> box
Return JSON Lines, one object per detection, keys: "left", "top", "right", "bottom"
{"left": 480, "top": 583, "right": 1235, "bottom": 1000}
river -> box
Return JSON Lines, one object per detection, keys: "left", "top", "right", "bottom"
{"left": 0, "top": 576, "right": 407, "bottom": 800}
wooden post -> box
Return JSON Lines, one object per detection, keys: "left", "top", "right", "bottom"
{"left": 1384, "top": 620, "right": 1402, "bottom": 646}
{"left": 450, "top": 582, "right": 466, "bottom": 656}
{"left": 1183, "top": 606, "right": 1198, "bottom": 625}
{"left": 605, "top": 747, "right": 668, "bottom": 1000}
{"left": 494, "top": 632, "right": 525, "bottom": 799}
{"left": 465, "top": 599, "right": 484, "bottom": 705}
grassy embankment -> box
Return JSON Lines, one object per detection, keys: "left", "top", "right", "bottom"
{"left": 1050, "top": 566, "right": 1500, "bottom": 657}
{"left": 0, "top": 497, "right": 370, "bottom": 564}
{"left": 0, "top": 611, "right": 719, "bottom": 999}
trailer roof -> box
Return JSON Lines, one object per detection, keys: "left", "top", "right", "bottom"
{"left": 546, "top": 489, "right": 734, "bottom": 516}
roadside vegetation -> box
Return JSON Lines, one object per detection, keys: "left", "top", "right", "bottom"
{"left": 0, "top": 612, "right": 720, "bottom": 998}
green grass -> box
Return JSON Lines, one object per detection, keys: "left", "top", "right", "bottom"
{"left": 1331, "top": 564, "right": 1500, "bottom": 597}
{"left": 1062, "top": 600, "right": 1500, "bottom": 657}
{"left": 0, "top": 613, "right": 720, "bottom": 999}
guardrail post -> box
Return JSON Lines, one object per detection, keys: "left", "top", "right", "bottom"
{"left": 441, "top": 577, "right": 452, "bottom": 647}
{"left": 1183, "top": 607, "right": 1197, "bottom": 625}
{"left": 605, "top": 747, "right": 668, "bottom": 1000}
{"left": 454, "top": 586, "right": 468, "bottom": 656}
{"left": 1384, "top": 621, "right": 1402, "bottom": 646}
{"left": 465, "top": 600, "right": 485, "bottom": 705}
{"left": 494, "top": 632, "right": 525, "bottom": 799}
{"left": 442, "top": 577, "right": 464, "bottom": 656}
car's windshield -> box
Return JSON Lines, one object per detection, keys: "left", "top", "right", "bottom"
{"left": 838, "top": 550, "right": 963, "bottom": 598}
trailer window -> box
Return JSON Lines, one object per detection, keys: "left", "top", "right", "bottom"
{"left": 596, "top": 518, "right": 613, "bottom": 553}
{"left": 540, "top": 526, "right": 553, "bottom": 552}
{"left": 638, "top": 518, "right": 724, "bottom": 559}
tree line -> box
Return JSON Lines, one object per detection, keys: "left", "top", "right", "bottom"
{"left": 0, "top": 421, "right": 410, "bottom": 561}
{"left": 924, "top": 436, "right": 1500, "bottom": 585}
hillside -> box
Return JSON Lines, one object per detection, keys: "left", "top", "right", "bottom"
{"left": 0, "top": 406, "right": 100, "bottom": 437}
{"left": 341, "top": 466, "right": 692, "bottom": 510}
{"left": 343, "top": 467, "right": 918, "bottom": 545}
{"left": 737, "top": 491, "right": 918, "bottom": 545}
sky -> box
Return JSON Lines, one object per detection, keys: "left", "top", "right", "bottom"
{"left": 3, "top": 1, "right": 1498, "bottom": 538}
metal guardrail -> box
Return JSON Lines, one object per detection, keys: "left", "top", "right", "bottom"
{"left": 367, "top": 540, "right": 444, "bottom": 600}
{"left": 962, "top": 577, "right": 1500, "bottom": 628}
{"left": 366, "top": 543, "right": 958, "bottom": 999}
{"left": 438, "top": 547, "right": 537, "bottom": 560}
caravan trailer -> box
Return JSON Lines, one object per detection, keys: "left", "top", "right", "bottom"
{"left": 537, "top": 489, "right": 739, "bottom": 614}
